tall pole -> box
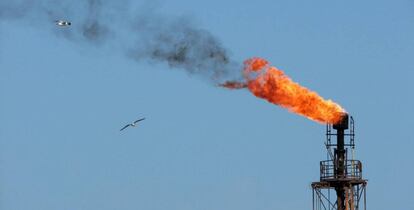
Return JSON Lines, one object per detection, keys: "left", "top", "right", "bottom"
{"left": 333, "top": 114, "right": 348, "bottom": 210}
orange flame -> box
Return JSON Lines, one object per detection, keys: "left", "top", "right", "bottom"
{"left": 225, "top": 57, "right": 345, "bottom": 124}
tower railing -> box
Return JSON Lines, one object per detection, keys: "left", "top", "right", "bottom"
{"left": 320, "top": 160, "right": 362, "bottom": 181}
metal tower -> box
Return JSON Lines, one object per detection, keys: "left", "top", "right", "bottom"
{"left": 311, "top": 114, "right": 367, "bottom": 210}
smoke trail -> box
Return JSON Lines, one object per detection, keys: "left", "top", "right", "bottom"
{"left": 0, "top": 0, "right": 115, "bottom": 43}
{"left": 128, "top": 14, "right": 240, "bottom": 83}
{"left": 74, "top": 0, "right": 111, "bottom": 43}
{"left": 0, "top": 0, "right": 241, "bottom": 83}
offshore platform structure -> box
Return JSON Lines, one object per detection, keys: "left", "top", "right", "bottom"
{"left": 311, "top": 114, "right": 367, "bottom": 210}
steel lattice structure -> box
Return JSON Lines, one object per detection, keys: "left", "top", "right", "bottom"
{"left": 311, "top": 115, "right": 367, "bottom": 210}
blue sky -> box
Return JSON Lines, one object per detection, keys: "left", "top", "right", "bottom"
{"left": 1, "top": 0, "right": 413, "bottom": 210}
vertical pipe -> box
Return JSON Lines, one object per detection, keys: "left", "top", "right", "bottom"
{"left": 313, "top": 188, "right": 315, "bottom": 210}
{"left": 328, "top": 189, "right": 331, "bottom": 210}
{"left": 350, "top": 186, "right": 355, "bottom": 210}
{"left": 345, "top": 187, "right": 349, "bottom": 210}
{"left": 333, "top": 113, "right": 349, "bottom": 210}
{"left": 337, "top": 127, "right": 346, "bottom": 210}
{"left": 337, "top": 128, "right": 345, "bottom": 178}
{"left": 364, "top": 185, "right": 367, "bottom": 210}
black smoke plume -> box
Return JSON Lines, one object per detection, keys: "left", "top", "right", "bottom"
{"left": 0, "top": 0, "right": 240, "bottom": 83}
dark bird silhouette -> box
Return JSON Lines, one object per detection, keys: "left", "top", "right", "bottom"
{"left": 120, "top": 118, "right": 145, "bottom": 131}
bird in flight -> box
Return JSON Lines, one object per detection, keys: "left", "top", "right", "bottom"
{"left": 120, "top": 118, "right": 146, "bottom": 131}
{"left": 55, "top": 20, "right": 71, "bottom": 27}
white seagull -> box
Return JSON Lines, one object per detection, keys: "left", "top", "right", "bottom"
{"left": 55, "top": 20, "right": 71, "bottom": 27}
{"left": 120, "top": 118, "right": 146, "bottom": 131}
